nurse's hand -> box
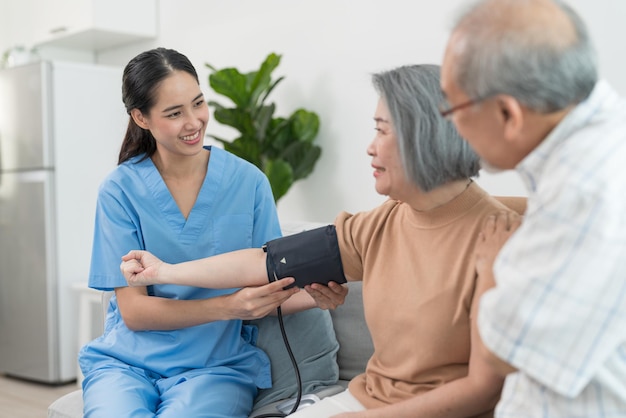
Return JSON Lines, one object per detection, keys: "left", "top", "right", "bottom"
{"left": 305, "top": 281, "right": 348, "bottom": 310}
{"left": 120, "top": 250, "right": 166, "bottom": 286}
{"left": 225, "top": 278, "right": 299, "bottom": 320}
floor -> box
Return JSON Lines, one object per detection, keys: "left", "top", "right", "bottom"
{"left": 0, "top": 374, "right": 77, "bottom": 417}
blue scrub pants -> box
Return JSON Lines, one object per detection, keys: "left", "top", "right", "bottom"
{"left": 82, "top": 363, "right": 257, "bottom": 418}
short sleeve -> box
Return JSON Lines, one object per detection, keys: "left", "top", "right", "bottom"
{"left": 333, "top": 211, "right": 364, "bottom": 281}
{"left": 88, "top": 181, "right": 143, "bottom": 290}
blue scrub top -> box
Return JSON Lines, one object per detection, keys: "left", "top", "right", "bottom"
{"left": 79, "top": 146, "right": 281, "bottom": 387}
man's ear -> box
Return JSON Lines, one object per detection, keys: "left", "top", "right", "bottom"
{"left": 130, "top": 109, "right": 150, "bottom": 130}
{"left": 496, "top": 96, "right": 524, "bottom": 144}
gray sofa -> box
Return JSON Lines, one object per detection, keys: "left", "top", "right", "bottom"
{"left": 48, "top": 221, "right": 374, "bottom": 418}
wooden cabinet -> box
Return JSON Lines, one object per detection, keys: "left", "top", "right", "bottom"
{"left": 5, "top": 0, "right": 157, "bottom": 51}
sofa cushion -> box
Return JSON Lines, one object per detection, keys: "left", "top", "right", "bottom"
{"left": 47, "top": 389, "right": 83, "bottom": 418}
{"left": 330, "top": 281, "right": 374, "bottom": 381}
{"left": 248, "top": 308, "right": 340, "bottom": 409}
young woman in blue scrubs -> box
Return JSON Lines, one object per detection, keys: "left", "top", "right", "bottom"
{"left": 78, "top": 48, "right": 302, "bottom": 418}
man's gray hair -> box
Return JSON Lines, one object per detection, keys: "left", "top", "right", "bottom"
{"left": 372, "top": 65, "right": 479, "bottom": 192}
{"left": 452, "top": 0, "right": 597, "bottom": 113}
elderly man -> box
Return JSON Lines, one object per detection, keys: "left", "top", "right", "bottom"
{"left": 440, "top": 0, "right": 626, "bottom": 416}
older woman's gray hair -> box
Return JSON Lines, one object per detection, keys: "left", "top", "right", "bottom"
{"left": 372, "top": 64, "right": 480, "bottom": 192}
{"left": 451, "top": 0, "right": 597, "bottom": 113}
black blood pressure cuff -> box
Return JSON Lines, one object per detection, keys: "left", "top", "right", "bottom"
{"left": 263, "top": 225, "right": 347, "bottom": 289}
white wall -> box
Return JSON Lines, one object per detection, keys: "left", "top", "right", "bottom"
{"left": 6, "top": 0, "right": 625, "bottom": 223}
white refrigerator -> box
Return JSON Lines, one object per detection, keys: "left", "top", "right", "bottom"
{"left": 0, "top": 61, "right": 126, "bottom": 383}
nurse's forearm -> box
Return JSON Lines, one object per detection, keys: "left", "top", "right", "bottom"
{"left": 117, "top": 279, "right": 298, "bottom": 331}
{"left": 161, "top": 248, "right": 270, "bottom": 288}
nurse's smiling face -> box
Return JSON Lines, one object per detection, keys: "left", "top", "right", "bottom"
{"left": 131, "top": 70, "right": 209, "bottom": 158}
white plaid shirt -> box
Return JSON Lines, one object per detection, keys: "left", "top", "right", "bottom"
{"left": 478, "top": 81, "right": 626, "bottom": 417}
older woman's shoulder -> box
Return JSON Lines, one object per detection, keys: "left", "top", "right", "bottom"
{"left": 491, "top": 195, "right": 527, "bottom": 216}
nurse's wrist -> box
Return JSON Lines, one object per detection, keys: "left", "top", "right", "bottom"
{"left": 156, "top": 262, "right": 174, "bottom": 285}
{"left": 202, "top": 295, "right": 230, "bottom": 321}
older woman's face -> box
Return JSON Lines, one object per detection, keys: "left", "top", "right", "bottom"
{"left": 367, "top": 98, "right": 412, "bottom": 199}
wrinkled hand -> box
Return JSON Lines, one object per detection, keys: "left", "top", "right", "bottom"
{"left": 120, "top": 250, "right": 166, "bottom": 287}
{"left": 305, "top": 281, "right": 348, "bottom": 310}
{"left": 225, "top": 278, "right": 299, "bottom": 320}
{"left": 475, "top": 211, "right": 522, "bottom": 277}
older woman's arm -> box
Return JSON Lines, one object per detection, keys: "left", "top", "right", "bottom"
{"left": 121, "top": 248, "right": 270, "bottom": 288}
{"left": 120, "top": 249, "right": 348, "bottom": 315}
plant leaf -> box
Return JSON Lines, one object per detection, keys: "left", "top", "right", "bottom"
{"left": 213, "top": 107, "right": 255, "bottom": 137}
{"left": 207, "top": 100, "right": 225, "bottom": 111}
{"left": 260, "top": 75, "right": 285, "bottom": 105}
{"left": 253, "top": 104, "right": 276, "bottom": 143}
{"left": 209, "top": 68, "right": 249, "bottom": 107}
{"left": 249, "top": 53, "right": 281, "bottom": 108}
{"left": 223, "top": 136, "right": 262, "bottom": 168}
{"left": 291, "top": 109, "right": 320, "bottom": 143}
{"left": 281, "top": 141, "right": 322, "bottom": 181}
{"left": 267, "top": 117, "right": 292, "bottom": 151}
{"left": 264, "top": 159, "right": 293, "bottom": 202}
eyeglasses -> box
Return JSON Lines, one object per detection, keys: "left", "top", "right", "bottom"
{"left": 439, "top": 94, "right": 492, "bottom": 120}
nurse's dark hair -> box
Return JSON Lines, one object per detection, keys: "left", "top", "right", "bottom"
{"left": 372, "top": 64, "right": 479, "bottom": 191}
{"left": 118, "top": 47, "right": 200, "bottom": 164}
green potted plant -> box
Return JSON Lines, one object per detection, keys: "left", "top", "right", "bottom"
{"left": 206, "top": 53, "right": 322, "bottom": 202}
